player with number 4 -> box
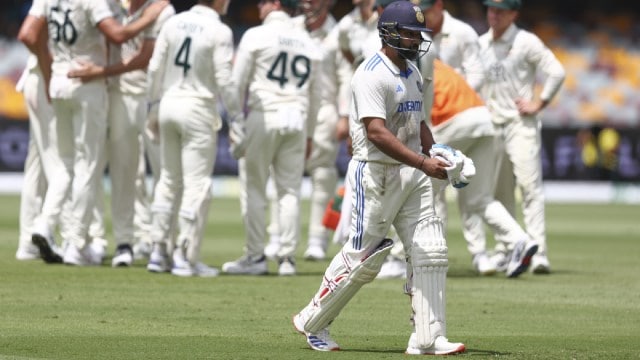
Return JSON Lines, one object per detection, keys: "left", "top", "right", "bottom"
{"left": 145, "top": 0, "right": 239, "bottom": 276}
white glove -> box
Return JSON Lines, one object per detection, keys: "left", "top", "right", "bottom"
{"left": 453, "top": 150, "right": 475, "bottom": 188}
{"left": 228, "top": 116, "right": 247, "bottom": 160}
{"left": 429, "top": 144, "right": 464, "bottom": 188}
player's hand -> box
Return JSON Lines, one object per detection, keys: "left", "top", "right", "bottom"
{"left": 421, "top": 157, "right": 448, "bottom": 180}
{"left": 335, "top": 116, "right": 349, "bottom": 141}
{"left": 228, "top": 117, "right": 247, "bottom": 160}
{"left": 67, "top": 60, "right": 102, "bottom": 82}
{"left": 143, "top": 0, "right": 169, "bottom": 19}
{"left": 515, "top": 98, "right": 543, "bottom": 116}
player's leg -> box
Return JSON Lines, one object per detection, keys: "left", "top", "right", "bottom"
{"left": 32, "top": 97, "right": 74, "bottom": 263}
{"left": 505, "top": 119, "right": 548, "bottom": 273}
{"left": 18, "top": 71, "right": 49, "bottom": 260}
{"left": 303, "top": 105, "right": 340, "bottom": 260}
{"left": 147, "top": 97, "right": 182, "bottom": 273}
{"left": 264, "top": 170, "right": 281, "bottom": 260}
{"left": 398, "top": 171, "right": 464, "bottom": 355}
{"left": 222, "top": 111, "right": 272, "bottom": 275}
{"left": 62, "top": 83, "right": 108, "bottom": 265}
{"left": 108, "top": 92, "right": 142, "bottom": 267}
{"left": 18, "top": 135, "right": 46, "bottom": 260}
{"left": 294, "top": 161, "right": 398, "bottom": 350}
{"left": 272, "top": 131, "right": 306, "bottom": 275}
{"left": 173, "top": 99, "right": 218, "bottom": 277}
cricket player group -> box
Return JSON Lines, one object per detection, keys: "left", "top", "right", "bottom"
{"left": 15, "top": 0, "right": 564, "bottom": 355}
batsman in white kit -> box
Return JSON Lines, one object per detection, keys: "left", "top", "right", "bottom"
{"left": 146, "top": 0, "right": 239, "bottom": 277}
{"left": 293, "top": 1, "right": 466, "bottom": 355}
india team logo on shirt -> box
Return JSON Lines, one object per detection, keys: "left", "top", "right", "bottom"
{"left": 397, "top": 100, "right": 423, "bottom": 113}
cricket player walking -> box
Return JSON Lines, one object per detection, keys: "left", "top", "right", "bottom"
{"left": 293, "top": 1, "right": 466, "bottom": 354}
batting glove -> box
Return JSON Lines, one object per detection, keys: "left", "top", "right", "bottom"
{"left": 429, "top": 144, "right": 466, "bottom": 188}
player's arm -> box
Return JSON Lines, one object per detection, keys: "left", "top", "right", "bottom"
{"left": 98, "top": 1, "right": 169, "bottom": 45}
{"left": 17, "top": 13, "right": 52, "bottom": 97}
{"left": 68, "top": 39, "right": 155, "bottom": 82}
{"left": 335, "top": 50, "right": 352, "bottom": 141}
{"left": 516, "top": 35, "right": 566, "bottom": 116}
{"left": 363, "top": 117, "right": 447, "bottom": 179}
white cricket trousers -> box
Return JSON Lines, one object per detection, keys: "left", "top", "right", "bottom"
{"left": 238, "top": 110, "right": 306, "bottom": 259}
{"left": 338, "top": 160, "right": 437, "bottom": 264}
{"left": 107, "top": 90, "right": 147, "bottom": 245}
{"left": 151, "top": 96, "right": 218, "bottom": 264}
{"left": 493, "top": 116, "right": 546, "bottom": 253}
{"left": 19, "top": 69, "right": 56, "bottom": 248}
{"left": 50, "top": 81, "right": 108, "bottom": 249}
{"left": 304, "top": 103, "right": 340, "bottom": 245}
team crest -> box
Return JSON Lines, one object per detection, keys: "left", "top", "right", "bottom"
{"left": 415, "top": 7, "right": 425, "bottom": 24}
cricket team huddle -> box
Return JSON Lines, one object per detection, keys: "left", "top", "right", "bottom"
{"left": 16, "top": 0, "right": 564, "bottom": 355}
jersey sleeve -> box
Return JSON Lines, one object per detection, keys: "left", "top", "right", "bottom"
{"left": 145, "top": 4, "right": 175, "bottom": 40}
{"left": 525, "top": 33, "right": 566, "bottom": 102}
{"left": 352, "top": 65, "right": 387, "bottom": 122}
{"left": 213, "top": 24, "right": 241, "bottom": 119}
{"left": 28, "top": 0, "right": 47, "bottom": 18}
{"left": 87, "top": 0, "right": 114, "bottom": 27}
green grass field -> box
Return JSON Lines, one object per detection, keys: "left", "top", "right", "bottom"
{"left": 1, "top": 194, "right": 639, "bottom": 359}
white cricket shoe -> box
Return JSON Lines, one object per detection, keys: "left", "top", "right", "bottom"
{"left": 111, "top": 243, "right": 134, "bottom": 267}
{"left": 406, "top": 332, "right": 465, "bottom": 355}
{"left": 489, "top": 251, "right": 508, "bottom": 272}
{"left": 63, "top": 244, "right": 102, "bottom": 266}
{"left": 278, "top": 257, "right": 296, "bottom": 276}
{"left": 293, "top": 312, "right": 340, "bottom": 351}
{"left": 472, "top": 252, "right": 497, "bottom": 276}
{"left": 132, "top": 241, "right": 152, "bottom": 260}
{"left": 222, "top": 255, "right": 268, "bottom": 275}
{"left": 147, "top": 247, "right": 171, "bottom": 273}
{"left": 264, "top": 236, "right": 280, "bottom": 261}
{"left": 172, "top": 262, "right": 220, "bottom": 278}
{"left": 376, "top": 257, "right": 407, "bottom": 279}
{"left": 303, "top": 244, "right": 326, "bottom": 261}
{"left": 531, "top": 253, "right": 551, "bottom": 274}
{"left": 506, "top": 240, "right": 538, "bottom": 278}
{"left": 170, "top": 249, "right": 219, "bottom": 277}
{"left": 16, "top": 244, "right": 40, "bottom": 261}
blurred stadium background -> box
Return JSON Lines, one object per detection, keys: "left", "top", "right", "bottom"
{"left": 0, "top": 0, "right": 638, "bottom": 202}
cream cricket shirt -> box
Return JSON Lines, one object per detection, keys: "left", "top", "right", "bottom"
{"left": 479, "top": 23, "right": 565, "bottom": 124}
{"left": 432, "top": 10, "right": 484, "bottom": 92}
{"left": 46, "top": 0, "right": 113, "bottom": 98}
{"left": 337, "top": 8, "right": 379, "bottom": 67}
{"left": 147, "top": 4, "right": 239, "bottom": 121}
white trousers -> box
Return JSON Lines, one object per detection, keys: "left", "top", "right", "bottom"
{"left": 338, "top": 160, "right": 437, "bottom": 265}
{"left": 50, "top": 81, "right": 107, "bottom": 248}
{"left": 239, "top": 110, "right": 306, "bottom": 259}
{"left": 151, "top": 96, "right": 217, "bottom": 263}
{"left": 19, "top": 70, "right": 53, "bottom": 248}
{"left": 493, "top": 116, "right": 546, "bottom": 253}
{"left": 106, "top": 90, "right": 146, "bottom": 245}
